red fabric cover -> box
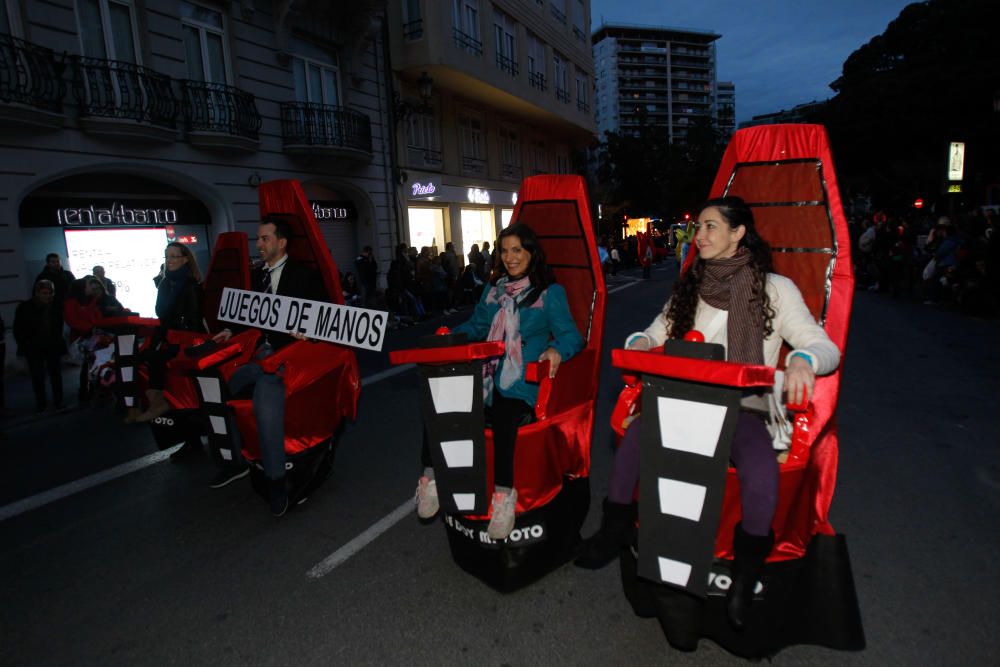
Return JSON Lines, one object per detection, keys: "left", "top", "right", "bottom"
{"left": 224, "top": 180, "right": 360, "bottom": 460}
{"left": 64, "top": 298, "right": 103, "bottom": 339}
{"left": 203, "top": 232, "right": 252, "bottom": 334}
{"left": 612, "top": 350, "right": 775, "bottom": 388}
{"left": 389, "top": 342, "right": 506, "bottom": 365}
{"left": 394, "top": 175, "right": 606, "bottom": 516}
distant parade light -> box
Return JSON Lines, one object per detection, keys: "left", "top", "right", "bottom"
{"left": 913, "top": 198, "right": 924, "bottom": 209}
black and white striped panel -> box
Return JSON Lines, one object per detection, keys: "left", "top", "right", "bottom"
{"left": 114, "top": 333, "right": 139, "bottom": 409}
{"left": 637, "top": 377, "right": 742, "bottom": 597}
{"left": 194, "top": 372, "right": 240, "bottom": 466}
{"left": 418, "top": 363, "right": 488, "bottom": 516}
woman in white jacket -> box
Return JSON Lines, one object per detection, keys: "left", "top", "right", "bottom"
{"left": 576, "top": 197, "right": 841, "bottom": 629}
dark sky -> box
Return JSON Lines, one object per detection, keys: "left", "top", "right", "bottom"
{"left": 590, "top": 0, "right": 914, "bottom": 122}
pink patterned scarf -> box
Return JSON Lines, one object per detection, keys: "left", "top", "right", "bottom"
{"left": 483, "top": 276, "right": 533, "bottom": 398}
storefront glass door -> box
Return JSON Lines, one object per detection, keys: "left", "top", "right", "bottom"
{"left": 460, "top": 207, "right": 495, "bottom": 260}
{"left": 408, "top": 207, "right": 445, "bottom": 253}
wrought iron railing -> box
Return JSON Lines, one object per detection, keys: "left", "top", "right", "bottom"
{"left": 453, "top": 28, "right": 483, "bottom": 56}
{"left": 181, "top": 80, "right": 261, "bottom": 139}
{"left": 572, "top": 26, "right": 585, "bottom": 42}
{"left": 501, "top": 162, "right": 522, "bottom": 180}
{"left": 71, "top": 56, "right": 178, "bottom": 127}
{"left": 280, "top": 101, "right": 372, "bottom": 153}
{"left": 555, "top": 87, "right": 570, "bottom": 103}
{"left": 407, "top": 146, "right": 443, "bottom": 169}
{"left": 0, "top": 34, "right": 65, "bottom": 113}
{"left": 461, "top": 155, "right": 487, "bottom": 177}
{"left": 496, "top": 53, "right": 519, "bottom": 76}
{"left": 528, "top": 71, "right": 546, "bottom": 91}
{"left": 577, "top": 99, "right": 589, "bottom": 113}
{"left": 403, "top": 19, "right": 423, "bottom": 40}
{"left": 550, "top": 4, "right": 567, "bottom": 23}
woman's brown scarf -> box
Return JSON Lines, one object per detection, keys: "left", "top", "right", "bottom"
{"left": 698, "top": 248, "right": 764, "bottom": 364}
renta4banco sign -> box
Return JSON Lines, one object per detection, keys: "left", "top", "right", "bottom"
{"left": 217, "top": 287, "right": 388, "bottom": 352}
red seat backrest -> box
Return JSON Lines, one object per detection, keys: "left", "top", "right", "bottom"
{"left": 202, "top": 231, "right": 250, "bottom": 333}
{"left": 257, "top": 179, "right": 345, "bottom": 305}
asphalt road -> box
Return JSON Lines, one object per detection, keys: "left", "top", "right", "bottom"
{"left": 1, "top": 261, "right": 998, "bottom": 666}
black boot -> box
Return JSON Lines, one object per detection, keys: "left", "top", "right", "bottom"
{"left": 726, "top": 523, "right": 774, "bottom": 630}
{"left": 574, "top": 498, "right": 636, "bottom": 569}
{"left": 169, "top": 439, "right": 203, "bottom": 463}
{"left": 268, "top": 477, "right": 289, "bottom": 517}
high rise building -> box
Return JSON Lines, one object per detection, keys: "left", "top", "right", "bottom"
{"left": 592, "top": 23, "right": 721, "bottom": 144}
{"left": 387, "top": 0, "right": 596, "bottom": 259}
{"left": 716, "top": 81, "right": 736, "bottom": 139}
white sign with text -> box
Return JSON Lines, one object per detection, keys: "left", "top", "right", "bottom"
{"left": 217, "top": 287, "right": 388, "bottom": 352}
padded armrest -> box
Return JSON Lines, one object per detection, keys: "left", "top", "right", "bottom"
{"left": 388, "top": 341, "right": 505, "bottom": 366}
{"left": 785, "top": 400, "right": 814, "bottom": 465}
{"left": 612, "top": 348, "right": 774, "bottom": 388}
{"left": 524, "top": 360, "right": 552, "bottom": 421}
{"left": 96, "top": 315, "right": 160, "bottom": 330}
{"left": 195, "top": 330, "right": 260, "bottom": 371}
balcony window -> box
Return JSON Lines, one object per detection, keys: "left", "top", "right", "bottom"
{"left": 181, "top": 1, "right": 229, "bottom": 83}
{"left": 529, "top": 139, "right": 547, "bottom": 175}
{"left": 553, "top": 51, "right": 568, "bottom": 103}
{"left": 575, "top": 68, "right": 588, "bottom": 112}
{"left": 527, "top": 31, "right": 545, "bottom": 90}
{"left": 290, "top": 38, "right": 339, "bottom": 106}
{"left": 550, "top": 0, "right": 566, "bottom": 24}
{"left": 281, "top": 103, "right": 372, "bottom": 157}
{"left": 493, "top": 9, "right": 517, "bottom": 76}
{"left": 407, "top": 111, "right": 442, "bottom": 169}
{"left": 571, "top": 0, "right": 585, "bottom": 41}
{"left": 458, "top": 110, "right": 486, "bottom": 177}
{"left": 403, "top": 0, "right": 423, "bottom": 40}
{"left": 77, "top": 0, "right": 140, "bottom": 63}
{"left": 499, "top": 124, "right": 521, "bottom": 181}
{"left": 452, "top": 0, "right": 482, "bottom": 56}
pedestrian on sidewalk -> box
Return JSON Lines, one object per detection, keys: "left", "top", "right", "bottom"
{"left": 14, "top": 280, "right": 66, "bottom": 412}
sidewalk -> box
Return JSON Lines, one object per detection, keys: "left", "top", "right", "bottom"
{"left": 1, "top": 360, "right": 95, "bottom": 431}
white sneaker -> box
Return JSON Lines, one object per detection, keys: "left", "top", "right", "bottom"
{"left": 415, "top": 476, "right": 439, "bottom": 519}
{"left": 487, "top": 488, "right": 517, "bottom": 540}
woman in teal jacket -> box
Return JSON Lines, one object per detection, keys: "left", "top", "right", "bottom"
{"left": 416, "top": 223, "right": 584, "bottom": 540}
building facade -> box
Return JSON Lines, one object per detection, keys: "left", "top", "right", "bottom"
{"left": 386, "top": 0, "right": 595, "bottom": 261}
{"left": 0, "top": 0, "right": 398, "bottom": 326}
{"left": 738, "top": 99, "right": 828, "bottom": 129}
{"left": 592, "top": 22, "right": 720, "bottom": 144}
{"left": 716, "top": 80, "right": 735, "bottom": 139}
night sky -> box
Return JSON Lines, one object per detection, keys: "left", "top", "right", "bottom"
{"left": 590, "top": 0, "right": 915, "bottom": 123}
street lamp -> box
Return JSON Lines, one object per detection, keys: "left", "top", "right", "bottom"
{"left": 394, "top": 71, "right": 434, "bottom": 123}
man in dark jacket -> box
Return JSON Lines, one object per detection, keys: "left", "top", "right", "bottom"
{"left": 211, "top": 215, "right": 324, "bottom": 515}
{"left": 354, "top": 245, "right": 378, "bottom": 307}
{"left": 14, "top": 280, "right": 67, "bottom": 411}
{"left": 35, "top": 253, "right": 75, "bottom": 305}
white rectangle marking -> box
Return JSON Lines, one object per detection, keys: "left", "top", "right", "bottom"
{"left": 658, "top": 477, "right": 707, "bottom": 522}
{"left": 428, "top": 375, "right": 474, "bottom": 414}
{"left": 441, "top": 439, "right": 474, "bottom": 468}
{"left": 453, "top": 493, "right": 476, "bottom": 511}
{"left": 118, "top": 334, "right": 135, "bottom": 356}
{"left": 197, "top": 377, "right": 222, "bottom": 404}
{"left": 120, "top": 366, "right": 133, "bottom": 382}
{"left": 657, "top": 396, "right": 727, "bottom": 458}
{"left": 658, "top": 556, "right": 693, "bottom": 587}
{"left": 220, "top": 448, "right": 233, "bottom": 461}
{"left": 124, "top": 396, "right": 134, "bottom": 407}
{"left": 210, "top": 415, "right": 227, "bottom": 435}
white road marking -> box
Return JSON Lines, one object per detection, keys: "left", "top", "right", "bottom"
{"left": 0, "top": 364, "right": 417, "bottom": 522}
{"left": 0, "top": 444, "right": 182, "bottom": 521}
{"left": 608, "top": 281, "right": 645, "bottom": 295}
{"left": 306, "top": 498, "right": 414, "bottom": 579}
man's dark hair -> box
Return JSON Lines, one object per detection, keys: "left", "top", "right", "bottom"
{"left": 261, "top": 213, "right": 296, "bottom": 247}
{"left": 46, "top": 253, "right": 59, "bottom": 262}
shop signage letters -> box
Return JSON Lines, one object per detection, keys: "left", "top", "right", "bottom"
{"left": 56, "top": 202, "right": 178, "bottom": 226}
{"left": 217, "top": 287, "right": 388, "bottom": 352}
{"left": 412, "top": 182, "right": 437, "bottom": 196}
{"left": 310, "top": 201, "right": 356, "bottom": 221}
{"left": 467, "top": 188, "right": 490, "bottom": 205}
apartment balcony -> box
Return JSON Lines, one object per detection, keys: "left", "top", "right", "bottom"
{"left": 407, "top": 146, "right": 443, "bottom": 170}
{"left": 281, "top": 102, "right": 372, "bottom": 161}
{"left": 181, "top": 80, "right": 261, "bottom": 151}
{"left": 0, "top": 34, "right": 66, "bottom": 129}
{"left": 528, "top": 71, "right": 547, "bottom": 91}
{"left": 577, "top": 99, "right": 589, "bottom": 113}
{"left": 403, "top": 18, "right": 423, "bottom": 40}
{"left": 550, "top": 4, "right": 567, "bottom": 24}
{"left": 501, "top": 162, "right": 522, "bottom": 181}
{"left": 71, "top": 56, "right": 178, "bottom": 142}
{"left": 461, "top": 155, "right": 487, "bottom": 177}
{"left": 496, "top": 53, "right": 519, "bottom": 77}
{"left": 555, "top": 87, "right": 570, "bottom": 104}
{"left": 452, "top": 28, "right": 483, "bottom": 56}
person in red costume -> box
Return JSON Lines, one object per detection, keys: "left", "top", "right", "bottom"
{"left": 576, "top": 197, "right": 841, "bottom": 630}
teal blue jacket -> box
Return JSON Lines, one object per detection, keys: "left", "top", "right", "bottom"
{"left": 453, "top": 282, "right": 584, "bottom": 407}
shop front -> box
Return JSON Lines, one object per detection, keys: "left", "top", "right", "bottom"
{"left": 300, "top": 182, "right": 365, "bottom": 274}
{"left": 404, "top": 173, "right": 517, "bottom": 261}
{"left": 19, "top": 173, "right": 212, "bottom": 317}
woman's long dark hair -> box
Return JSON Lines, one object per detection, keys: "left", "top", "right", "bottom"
{"left": 491, "top": 223, "right": 554, "bottom": 289}
{"left": 664, "top": 196, "right": 775, "bottom": 339}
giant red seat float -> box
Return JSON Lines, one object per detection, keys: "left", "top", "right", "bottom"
{"left": 100, "top": 231, "right": 252, "bottom": 451}
{"left": 612, "top": 124, "right": 865, "bottom": 657}
{"left": 389, "top": 175, "right": 606, "bottom": 591}
{"left": 191, "top": 180, "right": 361, "bottom": 506}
